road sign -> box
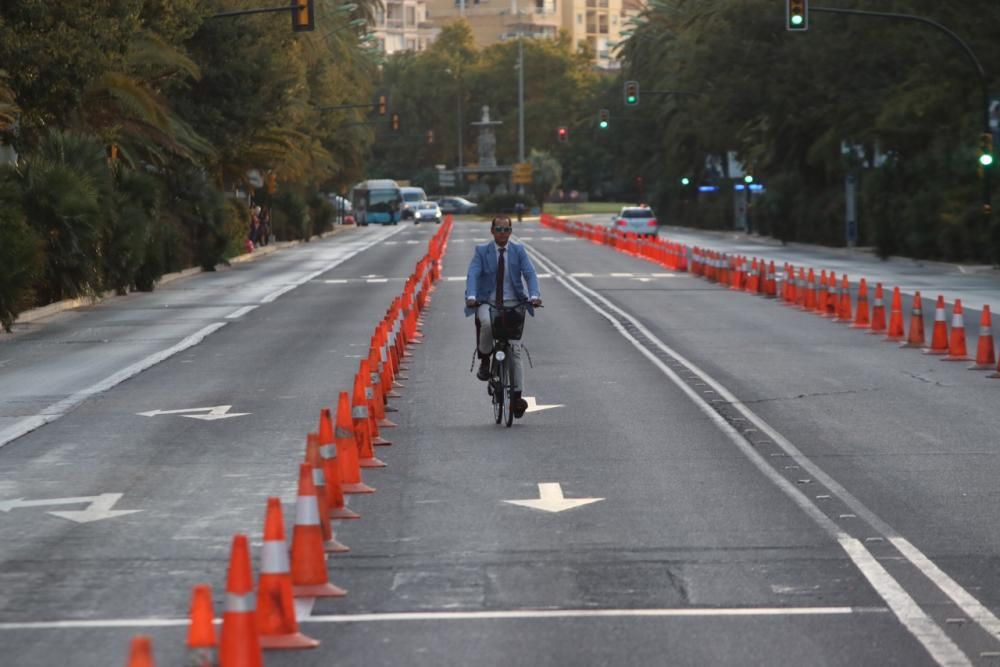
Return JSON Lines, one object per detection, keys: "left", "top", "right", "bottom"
{"left": 513, "top": 162, "right": 533, "bottom": 184}
{"left": 438, "top": 170, "right": 455, "bottom": 187}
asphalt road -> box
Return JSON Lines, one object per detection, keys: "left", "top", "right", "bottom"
{"left": 2, "top": 218, "right": 1000, "bottom": 666}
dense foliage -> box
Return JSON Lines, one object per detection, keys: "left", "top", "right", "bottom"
{"left": 616, "top": 0, "right": 1000, "bottom": 261}
{"left": 0, "top": 0, "right": 379, "bottom": 330}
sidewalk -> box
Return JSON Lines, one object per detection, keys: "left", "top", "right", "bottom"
{"left": 9, "top": 225, "right": 354, "bottom": 328}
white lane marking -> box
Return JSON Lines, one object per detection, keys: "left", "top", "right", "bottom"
{"left": 225, "top": 305, "right": 257, "bottom": 319}
{"left": 0, "top": 323, "right": 226, "bottom": 449}
{"left": 445, "top": 276, "right": 466, "bottom": 281}
{"left": 0, "top": 493, "right": 141, "bottom": 523}
{"left": 366, "top": 278, "right": 389, "bottom": 283}
{"left": 261, "top": 226, "right": 404, "bottom": 303}
{"left": 324, "top": 279, "right": 349, "bottom": 284}
{"left": 524, "top": 245, "right": 972, "bottom": 667}
{"left": 136, "top": 405, "right": 249, "bottom": 421}
{"left": 523, "top": 396, "right": 563, "bottom": 413}
{"left": 610, "top": 273, "right": 634, "bottom": 277}
{"left": 503, "top": 482, "right": 603, "bottom": 513}
{"left": 0, "top": 606, "right": 881, "bottom": 630}
{"left": 570, "top": 272, "right": 594, "bottom": 278}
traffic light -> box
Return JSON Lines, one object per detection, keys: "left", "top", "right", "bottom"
{"left": 426, "top": 129, "right": 435, "bottom": 145}
{"left": 744, "top": 174, "right": 754, "bottom": 184}
{"left": 598, "top": 108, "right": 610, "bottom": 129}
{"left": 680, "top": 177, "right": 690, "bottom": 186}
{"left": 391, "top": 112, "right": 401, "bottom": 132}
{"left": 106, "top": 144, "right": 118, "bottom": 164}
{"left": 376, "top": 94, "right": 388, "bottom": 116}
{"left": 786, "top": 0, "right": 808, "bottom": 31}
{"left": 266, "top": 172, "right": 277, "bottom": 194}
{"left": 557, "top": 126, "right": 568, "bottom": 143}
{"left": 624, "top": 80, "right": 639, "bottom": 107}
{"left": 291, "top": 0, "right": 315, "bottom": 32}
{"left": 979, "top": 133, "right": 994, "bottom": 168}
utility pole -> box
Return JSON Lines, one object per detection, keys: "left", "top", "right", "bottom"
{"left": 517, "top": 23, "right": 525, "bottom": 164}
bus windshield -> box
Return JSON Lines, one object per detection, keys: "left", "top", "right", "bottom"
{"left": 368, "top": 189, "right": 399, "bottom": 212}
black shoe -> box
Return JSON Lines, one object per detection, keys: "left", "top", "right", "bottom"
{"left": 476, "top": 360, "right": 490, "bottom": 381}
{"left": 512, "top": 391, "right": 528, "bottom": 418}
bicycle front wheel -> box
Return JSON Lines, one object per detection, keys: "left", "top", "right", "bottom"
{"left": 502, "top": 356, "right": 514, "bottom": 427}
{"left": 492, "top": 359, "right": 504, "bottom": 424}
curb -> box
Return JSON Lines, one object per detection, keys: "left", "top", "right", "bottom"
{"left": 9, "top": 225, "right": 353, "bottom": 328}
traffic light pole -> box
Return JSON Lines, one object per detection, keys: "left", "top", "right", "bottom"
{"left": 811, "top": 6, "right": 992, "bottom": 215}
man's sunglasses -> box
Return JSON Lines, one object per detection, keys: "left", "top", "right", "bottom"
{"left": 493, "top": 226, "right": 512, "bottom": 233}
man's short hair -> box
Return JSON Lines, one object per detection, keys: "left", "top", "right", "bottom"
{"left": 491, "top": 216, "right": 512, "bottom": 230}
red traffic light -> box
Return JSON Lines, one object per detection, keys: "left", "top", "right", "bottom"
{"left": 557, "top": 126, "right": 568, "bottom": 143}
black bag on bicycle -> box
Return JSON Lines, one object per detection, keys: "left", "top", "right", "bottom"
{"left": 492, "top": 306, "right": 526, "bottom": 341}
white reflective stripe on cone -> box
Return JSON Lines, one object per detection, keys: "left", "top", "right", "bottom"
{"left": 312, "top": 468, "right": 325, "bottom": 487}
{"left": 951, "top": 314, "right": 964, "bottom": 327}
{"left": 982, "top": 326, "right": 993, "bottom": 335}
{"left": 935, "top": 308, "right": 946, "bottom": 321}
{"left": 261, "top": 541, "right": 290, "bottom": 574}
{"left": 225, "top": 592, "right": 256, "bottom": 612}
{"left": 334, "top": 426, "right": 352, "bottom": 439}
{"left": 352, "top": 406, "right": 368, "bottom": 419}
{"left": 874, "top": 299, "right": 884, "bottom": 307}
{"left": 370, "top": 373, "right": 380, "bottom": 387}
{"left": 296, "top": 496, "right": 320, "bottom": 526}
{"left": 320, "top": 445, "right": 336, "bottom": 460}
{"left": 364, "top": 387, "right": 374, "bottom": 401}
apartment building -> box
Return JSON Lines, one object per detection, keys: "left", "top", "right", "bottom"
{"left": 372, "top": 0, "right": 440, "bottom": 54}
{"left": 425, "top": 0, "right": 641, "bottom": 69}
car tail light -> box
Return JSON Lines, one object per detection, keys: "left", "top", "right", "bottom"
{"left": 615, "top": 219, "right": 626, "bottom": 226}
{"left": 647, "top": 219, "right": 657, "bottom": 227}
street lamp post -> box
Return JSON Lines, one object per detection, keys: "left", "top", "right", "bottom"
{"left": 446, "top": 67, "right": 464, "bottom": 191}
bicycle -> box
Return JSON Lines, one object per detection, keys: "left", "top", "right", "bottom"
{"left": 473, "top": 301, "right": 539, "bottom": 427}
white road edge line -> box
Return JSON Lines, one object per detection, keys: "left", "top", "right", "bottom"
{"left": 0, "top": 606, "right": 881, "bottom": 630}
{"left": 225, "top": 305, "right": 257, "bottom": 319}
{"left": 525, "top": 244, "right": 973, "bottom": 667}
{"left": 0, "top": 323, "right": 227, "bottom": 449}
{"left": 0, "top": 225, "right": 407, "bottom": 450}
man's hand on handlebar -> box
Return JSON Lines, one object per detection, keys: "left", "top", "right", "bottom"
{"left": 530, "top": 298, "right": 543, "bottom": 307}
{"left": 466, "top": 297, "right": 477, "bottom": 308}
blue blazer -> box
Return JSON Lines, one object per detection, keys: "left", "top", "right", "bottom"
{"left": 464, "top": 241, "right": 540, "bottom": 317}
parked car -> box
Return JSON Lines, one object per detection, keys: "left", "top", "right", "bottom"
{"left": 436, "top": 196, "right": 479, "bottom": 215}
{"left": 413, "top": 201, "right": 442, "bottom": 224}
{"left": 612, "top": 205, "right": 659, "bottom": 237}
{"left": 400, "top": 186, "right": 427, "bottom": 220}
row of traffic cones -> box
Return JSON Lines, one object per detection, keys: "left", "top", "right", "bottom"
{"left": 538, "top": 212, "right": 1000, "bottom": 379}
{"left": 124, "top": 218, "right": 454, "bottom": 665}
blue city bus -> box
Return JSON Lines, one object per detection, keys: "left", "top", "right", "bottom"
{"left": 350, "top": 179, "right": 402, "bottom": 226}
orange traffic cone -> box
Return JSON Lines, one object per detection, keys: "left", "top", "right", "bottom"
{"left": 353, "top": 370, "right": 386, "bottom": 468}
{"left": 816, "top": 270, "right": 828, "bottom": 315}
{"left": 901, "top": 292, "right": 926, "bottom": 348}
{"left": 884, "top": 286, "right": 905, "bottom": 341}
{"left": 257, "top": 497, "right": 320, "bottom": 649}
{"left": 850, "top": 278, "right": 870, "bottom": 328}
{"left": 971, "top": 306, "right": 996, "bottom": 371}
{"left": 923, "top": 295, "right": 948, "bottom": 354}
{"left": 868, "top": 282, "right": 886, "bottom": 335}
{"left": 290, "top": 463, "right": 347, "bottom": 598}
{"left": 302, "top": 434, "right": 349, "bottom": 551}
{"left": 334, "top": 392, "right": 374, "bottom": 493}
{"left": 361, "top": 360, "right": 392, "bottom": 447}
{"left": 943, "top": 299, "right": 971, "bottom": 361}
{"left": 219, "top": 534, "right": 262, "bottom": 667}
{"left": 835, "top": 274, "right": 852, "bottom": 322}
{"left": 186, "top": 584, "right": 217, "bottom": 667}
{"left": 126, "top": 635, "right": 155, "bottom": 667}
{"left": 804, "top": 269, "right": 817, "bottom": 310}
{"left": 824, "top": 272, "right": 838, "bottom": 317}
{"left": 311, "top": 432, "right": 359, "bottom": 520}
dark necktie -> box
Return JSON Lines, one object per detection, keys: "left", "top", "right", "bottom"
{"left": 496, "top": 247, "right": 505, "bottom": 307}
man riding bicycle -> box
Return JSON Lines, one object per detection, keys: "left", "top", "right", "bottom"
{"left": 465, "top": 216, "right": 542, "bottom": 419}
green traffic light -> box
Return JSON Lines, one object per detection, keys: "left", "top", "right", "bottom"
{"left": 681, "top": 177, "right": 690, "bottom": 186}
{"left": 599, "top": 120, "right": 608, "bottom": 129}
{"left": 790, "top": 14, "right": 804, "bottom": 26}
{"left": 981, "top": 154, "right": 994, "bottom": 167}
{"left": 626, "top": 96, "right": 636, "bottom": 104}
{"left": 744, "top": 175, "right": 754, "bottom": 184}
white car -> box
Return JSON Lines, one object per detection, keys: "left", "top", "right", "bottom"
{"left": 414, "top": 201, "right": 442, "bottom": 224}
{"left": 612, "top": 206, "right": 658, "bottom": 237}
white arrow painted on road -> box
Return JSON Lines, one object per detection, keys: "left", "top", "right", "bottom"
{"left": 523, "top": 397, "right": 564, "bottom": 413}
{"left": 136, "top": 405, "right": 250, "bottom": 421}
{"left": 0, "top": 493, "right": 141, "bottom": 523}
{"left": 503, "top": 483, "right": 603, "bottom": 513}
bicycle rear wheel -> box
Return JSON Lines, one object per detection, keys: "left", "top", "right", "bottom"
{"left": 502, "top": 355, "right": 514, "bottom": 427}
